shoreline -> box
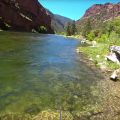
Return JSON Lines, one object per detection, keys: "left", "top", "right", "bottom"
{"left": 74, "top": 37, "right": 120, "bottom": 119}
{"left": 60, "top": 34, "right": 113, "bottom": 80}
{"left": 79, "top": 51, "right": 110, "bottom": 77}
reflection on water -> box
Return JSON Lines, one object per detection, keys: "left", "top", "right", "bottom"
{"left": 0, "top": 32, "right": 103, "bottom": 115}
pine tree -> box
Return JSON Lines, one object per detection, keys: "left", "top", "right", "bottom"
{"left": 71, "top": 20, "right": 77, "bottom": 35}
{"left": 82, "top": 18, "right": 92, "bottom": 37}
{"left": 66, "top": 22, "right": 71, "bottom": 36}
{"left": 66, "top": 21, "right": 77, "bottom": 36}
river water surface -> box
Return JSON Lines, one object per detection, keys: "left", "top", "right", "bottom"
{"left": 0, "top": 32, "right": 104, "bottom": 117}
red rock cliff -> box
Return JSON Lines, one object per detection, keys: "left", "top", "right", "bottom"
{"left": 77, "top": 3, "right": 120, "bottom": 30}
{"left": 0, "top": 0, "right": 54, "bottom": 33}
{"left": 83, "top": 3, "right": 120, "bottom": 20}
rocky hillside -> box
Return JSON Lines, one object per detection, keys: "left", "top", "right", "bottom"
{"left": 77, "top": 3, "right": 120, "bottom": 31}
{"left": 47, "top": 10, "right": 72, "bottom": 33}
{"left": 0, "top": 0, "right": 54, "bottom": 33}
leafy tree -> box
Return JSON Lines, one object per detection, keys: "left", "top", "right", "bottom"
{"left": 112, "top": 18, "right": 120, "bottom": 34}
{"left": 93, "top": 29, "right": 102, "bottom": 37}
{"left": 109, "top": 31, "right": 120, "bottom": 45}
{"left": 71, "top": 20, "right": 77, "bottom": 35}
{"left": 66, "top": 22, "right": 71, "bottom": 36}
{"left": 38, "top": 26, "right": 47, "bottom": 33}
{"left": 103, "top": 18, "right": 120, "bottom": 36}
{"left": 87, "top": 31, "right": 95, "bottom": 41}
{"left": 66, "top": 21, "right": 77, "bottom": 36}
{"left": 96, "top": 34, "right": 109, "bottom": 43}
{"left": 106, "top": 22, "right": 114, "bottom": 36}
{"left": 82, "top": 18, "right": 92, "bottom": 37}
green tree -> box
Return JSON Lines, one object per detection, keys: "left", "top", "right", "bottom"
{"left": 82, "top": 18, "right": 92, "bottom": 37}
{"left": 66, "top": 22, "right": 71, "bottom": 36}
{"left": 112, "top": 18, "right": 120, "bottom": 34}
{"left": 87, "top": 31, "right": 95, "bottom": 41}
{"left": 71, "top": 20, "right": 77, "bottom": 35}
{"left": 96, "top": 34, "right": 109, "bottom": 43}
{"left": 38, "top": 26, "right": 47, "bottom": 33}
{"left": 103, "top": 18, "right": 120, "bottom": 36}
{"left": 106, "top": 22, "right": 114, "bottom": 36}
{"left": 66, "top": 21, "right": 77, "bottom": 36}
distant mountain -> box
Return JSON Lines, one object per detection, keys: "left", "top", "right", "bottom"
{"left": 0, "top": 0, "right": 54, "bottom": 33}
{"left": 47, "top": 10, "right": 72, "bottom": 33}
{"left": 77, "top": 2, "right": 120, "bottom": 31}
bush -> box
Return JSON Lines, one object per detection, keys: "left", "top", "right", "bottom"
{"left": 111, "top": 18, "right": 120, "bottom": 34}
{"left": 96, "top": 34, "right": 109, "bottom": 43}
{"left": 109, "top": 32, "right": 120, "bottom": 45}
{"left": 38, "top": 26, "right": 47, "bottom": 33}
{"left": 87, "top": 31, "right": 95, "bottom": 41}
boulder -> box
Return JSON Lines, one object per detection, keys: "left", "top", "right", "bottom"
{"left": 106, "top": 46, "right": 120, "bottom": 64}
{"left": 110, "top": 45, "right": 120, "bottom": 55}
{"left": 106, "top": 52, "right": 120, "bottom": 65}
{"left": 110, "top": 69, "right": 120, "bottom": 81}
{"left": 81, "top": 39, "right": 87, "bottom": 44}
{"left": 91, "top": 41, "right": 97, "bottom": 47}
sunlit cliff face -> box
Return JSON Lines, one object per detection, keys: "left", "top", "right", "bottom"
{"left": 0, "top": 0, "right": 54, "bottom": 33}
{"left": 83, "top": 3, "right": 120, "bottom": 19}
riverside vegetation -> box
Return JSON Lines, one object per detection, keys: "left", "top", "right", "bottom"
{"left": 60, "top": 17, "right": 120, "bottom": 120}
{"left": 65, "top": 17, "right": 120, "bottom": 75}
{"left": 80, "top": 17, "right": 120, "bottom": 71}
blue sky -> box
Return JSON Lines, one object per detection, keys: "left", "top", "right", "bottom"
{"left": 40, "top": 0, "right": 120, "bottom": 20}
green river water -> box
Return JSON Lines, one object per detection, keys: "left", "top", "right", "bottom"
{"left": 0, "top": 32, "right": 104, "bottom": 118}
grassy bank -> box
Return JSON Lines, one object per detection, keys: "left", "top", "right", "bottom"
{"left": 77, "top": 33, "right": 120, "bottom": 75}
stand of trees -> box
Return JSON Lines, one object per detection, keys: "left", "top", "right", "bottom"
{"left": 80, "top": 17, "right": 120, "bottom": 42}
{"left": 66, "top": 21, "right": 77, "bottom": 36}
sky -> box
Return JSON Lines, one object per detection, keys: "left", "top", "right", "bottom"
{"left": 40, "top": 0, "right": 120, "bottom": 20}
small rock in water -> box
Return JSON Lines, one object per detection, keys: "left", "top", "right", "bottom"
{"left": 81, "top": 39, "right": 86, "bottom": 44}
{"left": 76, "top": 48, "right": 80, "bottom": 53}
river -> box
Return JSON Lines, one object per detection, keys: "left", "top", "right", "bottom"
{"left": 0, "top": 32, "right": 104, "bottom": 118}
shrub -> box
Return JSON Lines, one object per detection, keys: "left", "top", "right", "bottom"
{"left": 109, "top": 32, "right": 120, "bottom": 45}
{"left": 96, "top": 34, "right": 109, "bottom": 43}
{"left": 38, "top": 26, "right": 47, "bottom": 33}
{"left": 87, "top": 31, "right": 95, "bottom": 41}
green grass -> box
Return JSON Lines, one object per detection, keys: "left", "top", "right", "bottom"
{"left": 79, "top": 43, "right": 120, "bottom": 70}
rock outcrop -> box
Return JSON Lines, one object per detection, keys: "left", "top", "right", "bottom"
{"left": 83, "top": 3, "right": 120, "bottom": 20}
{"left": 0, "top": 0, "right": 54, "bottom": 33}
